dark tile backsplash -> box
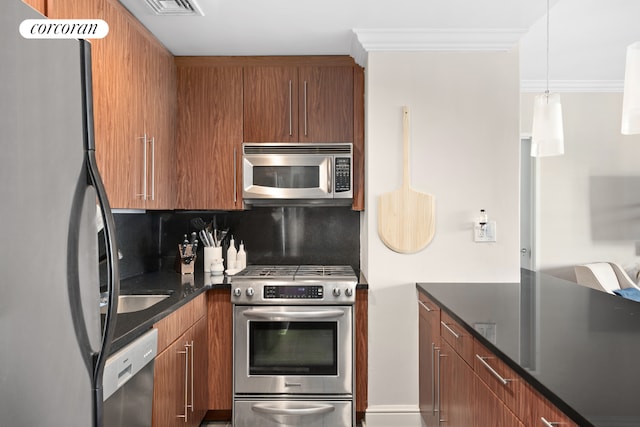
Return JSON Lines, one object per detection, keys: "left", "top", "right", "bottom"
{"left": 111, "top": 207, "right": 360, "bottom": 280}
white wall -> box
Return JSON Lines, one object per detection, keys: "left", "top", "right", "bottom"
{"left": 363, "top": 50, "right": 521, "bottom": 426}
{"left": 520, "top": 92, "right": 640, "bottom": 282}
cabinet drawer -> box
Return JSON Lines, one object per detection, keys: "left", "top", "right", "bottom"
{"left": 191, "top": 293, "right": 206, "bottom": 322}
{"left": 417, "top": 291, "right": 440, "bottom": 312}
{"left": 154, "top": 295, "right": 203, "bottom": 353}
{"left": 474, "top": 340, "right": 523, "bottom": 420}
{"left": 522, "top": 384, "right": 579, "bottom": 427}
{"left": 440, "top": 311, "right": 474, "bottom": 365}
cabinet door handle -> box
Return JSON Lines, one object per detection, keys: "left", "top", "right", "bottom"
{"left": 475, "top": 354, "right": 513, "bottom": 386}
{"left": 540, "top": 417, "right": 563, "bottom": 426}
{"left": 288, "top": 80, "right": 293, "bottom": 136}
{"left": 149, "top": 136, "right": 155, "bottom": 201}
{"left": 233, "top": 147, "right": 237, "bottom": 204}
{"left": 437, "top": 349, "right": 447, "bottom": 426}
{"left": 327, "top": 157, "right": 332, "bottom": 194}
{"left": 177, "top": 343, "right": 190, "bottom": 422}
{"left": 303, "top": 80, "right": 308, "bottom": 136}
{"left": 431, "top": 343, "right": 437, "bottom": 416}
{"left": 188, "top": 341, "right": 194, "bottom": 413}
{"left": 137, "top": 134, "right": 147, "bottom": 200}
{"left": 441, "top": 321, "right": 460, "bottom": 339}
{"left": 418, "top": 300, "right": 432, "bottom": 312}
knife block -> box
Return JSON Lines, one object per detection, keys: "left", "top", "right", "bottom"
{"left": 175, "top": 244, "right": 197, "bottom": 275}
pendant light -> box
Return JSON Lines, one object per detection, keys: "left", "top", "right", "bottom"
{"left": 621, "top": 42, "right": 640, "bottom": 135}
{"left": 531, "top": 0, "right": 564, "bottom": 157}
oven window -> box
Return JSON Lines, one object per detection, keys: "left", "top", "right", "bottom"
{"left": 253, "top": 166, "right": 320, "bottom": 189}
{"left": 249, "top": 322, "right": 337, "bottom": 375}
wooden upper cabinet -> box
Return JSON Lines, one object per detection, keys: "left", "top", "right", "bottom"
{"left": 143, "top": 43, "right": 176, "bottom": 210}
{"left": 298, "top": 66, "right": 353, "bottom": 143}
{"left": 176, "top": 63, "right": 243, "bottom": 210}
{"left": 49, "top": 0, "right": 176, "bottom": 210}
{"left": 22, "top": 0, "right": 46, "bottom": 15}
{"left": 243, "top": 65, "right": 299, "bottom": 142}
{"left": 243, "top": 60, "right": 355, "bottom": 144}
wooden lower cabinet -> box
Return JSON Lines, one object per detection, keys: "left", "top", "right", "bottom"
{"left": 153, "top": 295, "right": 208, "bottom": 427}
{"left": 418, "top": 294, "right": 440, "bottom": 425}
{"left": 475, "top": 375, "right": 524, "bottom": 427}
{"left": 418, "top": 291, "right": 581, "bottom": 427}
{"left": 207, "top": 288, "right": 233, "bottom": 412}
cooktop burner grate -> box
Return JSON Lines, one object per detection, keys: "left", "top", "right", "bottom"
{"left": 233, "top": 265, "right": 357, "bottom": 281}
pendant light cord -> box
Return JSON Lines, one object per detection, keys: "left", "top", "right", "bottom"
{"left": 545, "top": 0, "right": 550, "bottom": 97}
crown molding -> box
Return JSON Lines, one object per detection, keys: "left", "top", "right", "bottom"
{"left": 350, "top": 28, "right": 526, "bottom": 67}
{"left": 521, "top": 79, "right": 624, "bottom": 93}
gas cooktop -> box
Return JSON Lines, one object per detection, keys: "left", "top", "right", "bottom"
{"left": 232, "top": 265, "right": 357, "bottom": 281}
{"left": 230, "top": 265, "right": 358, "bottom": 305}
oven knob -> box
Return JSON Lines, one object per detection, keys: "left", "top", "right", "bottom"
{"left": 333, "top": 288, "right": 341, "bottom": 297}
{"left": 345, "top": 288, "right": 353, "bottom": 297}
{"left": 246, "top": 287, "right": 255, "bottom": 297}
{"left": 233, "top": 288, "right": 242, "bottom": 297}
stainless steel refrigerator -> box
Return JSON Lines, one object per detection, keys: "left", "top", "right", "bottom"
{"left": 0, "top": 1, "right": 120, "bottom": 426}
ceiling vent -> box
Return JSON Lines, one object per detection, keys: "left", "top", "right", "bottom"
{"left": 144, "top": 0, "right": 204, "bottom": 16}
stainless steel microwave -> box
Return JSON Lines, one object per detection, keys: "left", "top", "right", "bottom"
{"left": 242, "top": 143, "right": 353, "bottom": 206}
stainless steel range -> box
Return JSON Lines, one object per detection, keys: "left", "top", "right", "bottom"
{"left": 231, "top": 265, "right": 357, "bottom": 427}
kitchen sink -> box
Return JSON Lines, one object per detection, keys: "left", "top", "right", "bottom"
{"left": 100, "top": 294, "right": 171, "bottom": 314}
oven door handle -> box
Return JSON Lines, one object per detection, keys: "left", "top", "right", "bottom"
{"left": 251, "top": 403, "right": 336, "bottom": 416}
{"left": 242, "top": 308, "right": 345, "bottom": 320}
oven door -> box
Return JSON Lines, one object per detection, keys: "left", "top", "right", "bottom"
{"left": 234, "top": 305, "right": 353, "bottom": 395}
{"left": 234, "top": 399, "right": 353, "bottom": 427}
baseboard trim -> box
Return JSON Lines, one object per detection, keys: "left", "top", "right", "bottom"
{"left": 365, "top": 405, "right": 422, "bottom": 427}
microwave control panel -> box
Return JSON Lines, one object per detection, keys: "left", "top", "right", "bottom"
{"left": 334, "top": 158, "right": 351, "bottom": 193}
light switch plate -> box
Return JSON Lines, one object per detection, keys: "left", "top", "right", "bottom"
{"left": 474, "top": 221, "right": 496, "bottom": 242}
{"left": 474, "top": 322, "right": 497, "bottom": 344}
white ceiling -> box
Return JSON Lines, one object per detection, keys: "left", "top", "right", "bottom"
{"left": 120, "top": 0, "right": 640, "bottom": 88}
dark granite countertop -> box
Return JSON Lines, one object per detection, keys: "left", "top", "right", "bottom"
{"left": 108, "top": 271, "right": 230, "bottom": 355}
{"left": 417, "top": 269, "right": 640, "bottom": 427}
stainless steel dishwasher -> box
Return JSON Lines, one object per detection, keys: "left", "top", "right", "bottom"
{"left": 103, "top": 329, "right": 158, "bottom": 427}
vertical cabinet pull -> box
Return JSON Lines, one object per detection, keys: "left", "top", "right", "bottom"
{"left": 327, "top": 158, "right": 332, "bottom": 194}
{"left": 437, "top": 349, "right": 447, "bottom": 426}
{"left": 137, "top": 134, "right": 147, "bottom": 200}
{"left": 288, "top": 80, "right": 293, "bottom": 136}
{"left": 303, "top": 80, "right": 308, "bottom": 136}
{"left": 233, "top": 147, "right": 237, "bottom": 204}
{"left": 149, "top": 136, "right": 155, "bottom": 201}
{"left": 189, "top": 341, "right": 194, "bottom": 412}
{"left": 431, "top": 343, "right": 437, "bottom": 416}
{"left": 540, "top": 417, "right": 563, "bottom": 426}
{"left": 177, "top": 343, "right": 190, "bottom": 422}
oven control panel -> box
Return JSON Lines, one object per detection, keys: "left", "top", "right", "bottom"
{"left": 264, "top": 285, "right": 324, "bottom": 299}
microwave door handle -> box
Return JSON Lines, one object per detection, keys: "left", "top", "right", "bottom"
{"left": 327, "top": 157, "right": 332, "bottom": 194}
{"left": 242, "top": 308, "right": 345, "bottom": 320}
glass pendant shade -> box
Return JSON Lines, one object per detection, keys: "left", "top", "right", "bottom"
{"left": 622, "top": 42, "right": 640, "bottom": 135}
{"left": 531, "top": 93, "right": 564, "bottom": 157}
